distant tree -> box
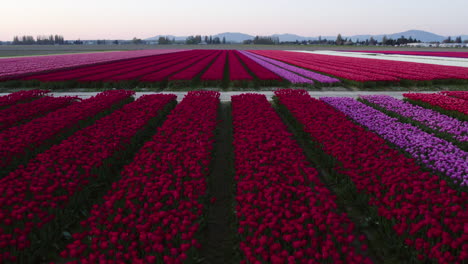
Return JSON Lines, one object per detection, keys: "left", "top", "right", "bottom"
{"left": 222, "top": 36, "right": 226, "bottom": 44}
{"left": 112, "top": 40, "right": 119, "bottom": 45}
{"left": 335, "top": 34, "right": 344, "bottom": 45}
{"left": 132, "top": 37, "right": 143, "bottom": 44}
{"left": 213, "top": 37, "right": 221, "bottom": 44}
{"left": 369, "top": 37, "right": 377, "bottom": 45}
{"left": 464, "top": 40, "right": 468, "bottom": 44}
{"left": 443, "top": 36, "right": 452, "bottom": 43}
{"left": 158, "top": 36, "right": 171, "bottom": 44}
{"left": 209, "top": 36, "right": 213, "bottom": 44}
{"left": 204, "top": 36, "right": 209, "bottom": 43}
{"left": 382, "top": 35, "right": 388, "bottom": 45}
{"left": 455, "top": 36, "right": 462, "bottom": 43}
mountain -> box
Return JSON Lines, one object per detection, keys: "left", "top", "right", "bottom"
{"left": 271, "top": 34, "right": 314, "bottom": 42}
{"left": 145, "top": 35, "right": 187, "bottom": 41}
{"left": 146, "top": 30, "right": 466, "bottom": 43}
{"left": 346, "top": 30, "right": 446, "bottom": 42}
{"left": 212, "top": 32, "right": 254, "bottom": 43}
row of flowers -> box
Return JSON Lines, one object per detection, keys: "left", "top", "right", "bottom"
{"left": 228, "top": 51, "right": 254, "bottom": 81}
{"left": 238, "top": 51, "right": 315, "bottom": 84}
{"left": 0, "top": 95, "right": 79, "bottom": 131}
{"left": 0, "top": 89, "right": 49, "bottom": 109}
{"left": 56, "top": 91, "right": 219, "bottom": 263}
{"left": 90, "top": 51, "right": 199, "bottom": 82}
{"left": 249, "top": 50, "right": 399, "bottom": 82}
{"left": 359, "top": 95, "right": 468, "bottom": 143}
{"left": 252, "top": 50, "right": 468, "bottom": 82}
{"left": 235, "top": 51, "right": 283, "bottom": 81}
{"left": 232, "top": 93, "right": 372, "bottom": 263}
{"left": 404, "top": 93, "right": 468, "bottom": 119}
{"left": 275, "top": 89, "right": 467, "bottom": 263}
{"left": 201, "top": 51, "right": 227, "bottom": 81}
{"left": 440, "top": 91, "right": 468, "bottom": 101}
{"left": 169, "top": 51, "right": 222, "bottom": 81}
{"left": 139, "top": 51, "right": 215, "bottom": 82}
{"left": 322, "top": 97, "right": 467, "bottom": 186}
{"left": 0, "top": 90, "right": 134, "bottom": 176}
{"left": 0, "top": 93, "right": 176, "bottom": 262}
{"left": 0, "top": 50, "right": 182, "bottom": 80}
{"left": 244, "top": 51, "right": 339, "bottom": 83}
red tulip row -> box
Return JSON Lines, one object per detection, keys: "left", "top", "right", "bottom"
{"left": 21, "top": 52, "right": 192, "bottom": 82}
{"left": 139, "top": 50, "right": 215, "bottom": 82}
{"left": 169, "top": 51, "right": 222, "bottom": 80}
{"left": 231, "top": 93, "right": 372, "bottom": 264}
{"left": 56, "top": 91, "right": 219, "bottom": 264}
{"left": 440, "top": 91, "right": 468, "bottom": 101}
{"left": 0, "top": 95, "right": 79, "bottom": 130}
{"left": 201, "top": 51, "right": 228, "bottom": 80}
{"left": 251, "top": 50, "right": 468, "bottom": 82}
{"left": 0, "top": 90, "right": 134, "bottom": 175}
{"left": 274, "top": 89, "right": 468, "bottom": 263}
{"left": 404, "top": 93, "right": 468, "bottom": 116}
{"left": 0, "top": 93, "right": 176, "bottom": 262}
{"left": 0, "top": 50, "right": 183, "bottom": 80}
{"left": 0, "top": 89, "right": 49, "bottom": 109}
{"left": 228, "top": 50, "right": 253, "bottom": 80}
{"left": 31, "top": 51, "right": 198, "bottom": 82}
{"left": 100, "top": 50, "right": 202, "bottom": 82}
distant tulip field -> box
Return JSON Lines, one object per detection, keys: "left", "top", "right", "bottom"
{"left": 1, "top": 49, "right": 467, "bottom": 89}
{"left": 0, "top": 89, "right": 466, "bottom": 263}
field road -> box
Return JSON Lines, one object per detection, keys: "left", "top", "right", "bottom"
{"left": 0, "top": 91, "right": 440, "bottom": 101}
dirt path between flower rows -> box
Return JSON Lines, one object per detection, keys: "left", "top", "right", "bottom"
{"left": 199, "top": 102, "right": 239, "bottom": 263}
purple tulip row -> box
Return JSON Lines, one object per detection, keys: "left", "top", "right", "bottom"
{"left": 322, "top": 97, "right": 468, "bottom": 186}
{"left": 360, "top": 95, "right": 468, "bottom": 142}
{"left": 237, "top": 51, "right": 314, "bottom": 84}
{"left": 242, "top": 51, "right": 340, "bottom": 83}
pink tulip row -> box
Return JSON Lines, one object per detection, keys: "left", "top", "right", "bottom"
{"left": 56, "top": 91, "right": 219, "bottom": 263}
{"left": 274, "top": 89, "right": 468, "bottom": 263}
{"left": 231, "top": 93, "right": 372, "bottom": 264}
{"left": 0, "top": 50, "right": 183, "bottom": 80}
{"left": 0, "top": 90, "right": 134, "bottom": 174}
{"left": 0, "top": 89, "right": 49, "bottom": 109}
{"left": 0, "top": 95, "right": 79, "bottom": 130}
{"left": 0, "top": 93, "right": 176, "bottom": 262}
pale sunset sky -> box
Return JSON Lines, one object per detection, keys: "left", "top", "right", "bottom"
{"left": 1, "top": 0, "right": 467, "bottom": 40}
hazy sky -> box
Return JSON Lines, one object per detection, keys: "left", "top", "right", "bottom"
{"left": 1, "top": 0, "right": 467, "bottom": 40}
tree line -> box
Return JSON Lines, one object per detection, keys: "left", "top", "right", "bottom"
{"left": 12, "top": 35, "right": 65, "bottom": 45}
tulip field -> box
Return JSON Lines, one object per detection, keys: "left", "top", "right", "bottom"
{"left": 1, "top": 49, "right": 468, "bottom": 89}
{"left": 0, "top": 89, "right": 467, "bottom": 263}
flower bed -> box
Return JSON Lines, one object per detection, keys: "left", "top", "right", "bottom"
{"left": 322, "top": 97, "right": 467, "bottom": 186}
{"left": 0, "top": 89, "right": 49, "bottom": 109}
{"left": 0, "top": 90, "right": 134, "bottom": 177}
{"left": 360, "top": 95, "right": 468, "bottom": 143}
{"left": 404, "top": 93, "right": 468, "bottom": 120}
{"left": 0, "top": 93, "right": 176, "bottom": 262}
{"left": 243, "top": 51, "right": 339, "bottom": 83}
{"left": 232, "top": 93, "right": 372, "bottom": 264}
{"left": 0, "top": 95, "right": 79, "bottom": 130}
{"left": 274, "top": 89, "right": 468, "bottom": 263}
{"left": 56, "top": 91, "right": 219, "bottom": 263}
